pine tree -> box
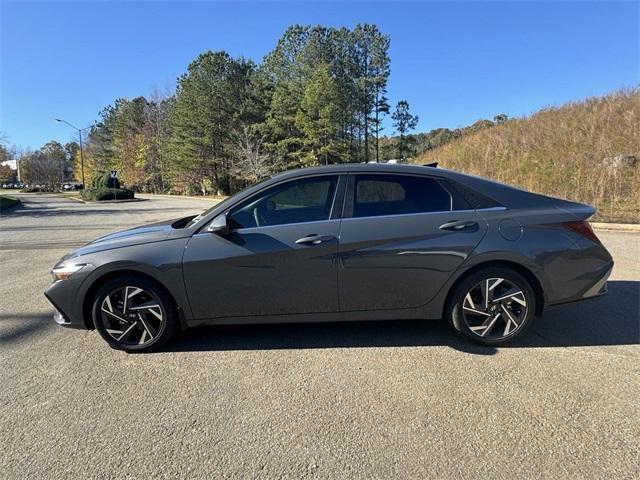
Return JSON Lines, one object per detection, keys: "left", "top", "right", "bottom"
{"left": 261, "top": 24, "right": 390, "bottom": 165}
{"left": 262, "top": 81, "right": 304, "bottom": 170}
{"left": 295, "top": 64, "right": 347, "bottom": 166}
{"left": 392, "top": 100, "right": 419, "bottom": 161}
{"left": 168, "top": 51, "right": 255, "bottom": 194}
{"left": 353, "top": 24, "right": 391, "bottom": 162}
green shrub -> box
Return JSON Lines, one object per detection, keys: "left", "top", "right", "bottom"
{"left": 81, "top": 188, "right": 134, "bottom": 201}
{"left": 0, "top": 195, "right": 20, "bottom": 211}
{"left": 91, "top": 172, "right": 120, "bottom": 189}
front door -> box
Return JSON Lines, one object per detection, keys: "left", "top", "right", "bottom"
{"left": 183, "top": 174, "right": 343, "bottom": 320}
{"left": 338, "top": 173, "right": 487, "bottom": 312}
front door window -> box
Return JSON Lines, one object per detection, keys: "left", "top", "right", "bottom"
{"left": 229, "top": 176, "right": 339, "bottom": 229}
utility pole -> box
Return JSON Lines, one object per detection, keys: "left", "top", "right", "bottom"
{"left": 55, "top": 118, "right": 90, "bottom": 187}
{"left": 78, "top": 128, "right": 85, "bottom": 187}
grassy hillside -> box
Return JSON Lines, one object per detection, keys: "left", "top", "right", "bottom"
{"left": 414, "top": 88, "right": 640, "bottom": 223}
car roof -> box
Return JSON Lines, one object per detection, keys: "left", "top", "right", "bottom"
{"left": 270, "top": 163, "right": 490, "bottom": 191}
{"left": 271, "top": 163, "right": 444, "bottom": 179}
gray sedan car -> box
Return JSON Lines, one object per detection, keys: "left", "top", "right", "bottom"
{"left": 45, "top": 164, "right": 613, "bottom": 352}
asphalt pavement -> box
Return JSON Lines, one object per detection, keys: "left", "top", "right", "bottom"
{"left": 1, "top": 193, "right": 638, "bottom": 479}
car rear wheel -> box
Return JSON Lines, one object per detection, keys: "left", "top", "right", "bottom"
{"left": 92, "top": 276, "right": 178, "bottom": 352}
{"left": 447, "top": 267, "right": 536, "bottom": 345}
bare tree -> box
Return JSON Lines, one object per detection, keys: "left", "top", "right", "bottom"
{"left": 21, "top": 151, "right": 61, "bottom": 189}
{"left": 231, "top": 125, "right": 275, "bottom": 184}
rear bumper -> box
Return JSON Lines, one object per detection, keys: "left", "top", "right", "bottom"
{"left": 580, "top": 265, "right": 612, "bottom": 299}
{"left": 546, "top": 260, "right": 613, "bottom": 309}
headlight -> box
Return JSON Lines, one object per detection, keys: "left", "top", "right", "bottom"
{"left": 51, "top": 264, "right": 86, "bottom": 281}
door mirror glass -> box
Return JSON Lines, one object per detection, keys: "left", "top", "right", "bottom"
{"left": 207, "top": 214, "right": 229, "bottom": 236}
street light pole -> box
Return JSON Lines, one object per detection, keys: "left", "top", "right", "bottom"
{"left": 55, "top": 118, "right": 90, "bottom": 188}
{"left": 78, "top": 128, "right": 85, "bottom": 188}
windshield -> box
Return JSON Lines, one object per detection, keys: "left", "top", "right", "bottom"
{"left": 184, "top": 177, "right": 273, "bottom": 228}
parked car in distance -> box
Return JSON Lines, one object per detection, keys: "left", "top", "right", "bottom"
{"left": 45, "top": 164, "right": 613, "bottom": 352}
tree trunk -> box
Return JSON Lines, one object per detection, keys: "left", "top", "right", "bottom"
{"left": 375, "top": 87, "right": 380, "bottom": 162}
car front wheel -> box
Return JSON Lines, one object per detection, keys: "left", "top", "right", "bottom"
{"left": 92, "top": 275, "right": 178, "bottom": 352}
{"left": 447, "top": 267, "right": 536, "bottom": 345}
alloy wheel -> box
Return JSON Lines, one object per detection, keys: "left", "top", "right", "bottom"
{"left": 461, "top": 277, "right": 528, "bottom": 339}
{"left": 99, "top": 286, "right": 165, "bottom": 347}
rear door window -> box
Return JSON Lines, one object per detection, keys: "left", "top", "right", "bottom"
{"left": 352, "top": 174, "right": 452, "bottom": 218}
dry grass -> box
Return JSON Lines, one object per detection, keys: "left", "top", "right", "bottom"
{"left": 415, "top": 88, "right": 640, "bottom": 223}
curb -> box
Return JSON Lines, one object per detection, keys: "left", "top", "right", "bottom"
{"left": 83, "top": 198, "right": 147, "bottom": 204}
{"left": 592, "top": 222, "right": 640, "bottom": 233}
{"left": 137, "top": 193, "right": 227, "bottom": 202}
{"left": 55, "top": 193, "right": 146, "bottom": 204}
{"left": 64, "top": 196, "right": 87, "bottom": 204}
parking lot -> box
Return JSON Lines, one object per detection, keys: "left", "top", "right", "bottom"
{"left": 1, "top": 193, "right": 639, "bottom": 479}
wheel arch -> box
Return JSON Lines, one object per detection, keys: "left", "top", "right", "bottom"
{"left": 82, "top": 269, "right": 185, "bottom": 330}
{"left": 443, "top": 260, "right": 545, "bottom": 318}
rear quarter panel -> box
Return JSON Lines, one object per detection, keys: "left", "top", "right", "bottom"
{"left": 471, "top": 207, "right": 613, "bottom": 306}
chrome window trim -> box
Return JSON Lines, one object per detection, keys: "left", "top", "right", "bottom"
{"left": 196, "top": 218, "right": 342, "bottom": 236}
{"left": 230, "top": 218, "right": 342, "bottom": 234}
{"left": 340, "top": 205, "right": 507, "bottom": 222}
{"left": 477, "top": 206, "right": 508, "bottom": 212}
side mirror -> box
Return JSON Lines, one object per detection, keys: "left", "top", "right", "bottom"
{"left": 207, "top": 214, "right": 230, "bottom": 236}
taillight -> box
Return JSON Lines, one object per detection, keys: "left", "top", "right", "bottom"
{"left": 563, "top": 220, "right": 602, "bottom": 245}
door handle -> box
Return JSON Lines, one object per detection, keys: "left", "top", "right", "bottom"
{"left": 295, "top": 234, "right": 334, "bottom": 245}
{"left": 439, "top": 220, "right": 478, "bottom": 231}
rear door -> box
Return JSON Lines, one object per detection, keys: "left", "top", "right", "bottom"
{"left": 338, "top": 173, "right": 487, "bottom": 312}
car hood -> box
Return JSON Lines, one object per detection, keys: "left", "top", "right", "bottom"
{"left": 60, "top": 219, "right": 184, "bottom": 262}
{"left": 93, "top": 219, "right": 174, "bottom": 244}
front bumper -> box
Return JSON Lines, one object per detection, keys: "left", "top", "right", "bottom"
{"left": 52, "top": 307, "right": 71, "bottom": 325}
{"left": 44, "top": 265, "right": 96, "bottom": 330}
{"left": 44, "top": 287, "right": 89, "bottom": 329}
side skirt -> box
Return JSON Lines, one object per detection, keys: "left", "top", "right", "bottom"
{"left": 187, "top": 307, "right": 433, "bottom": 328}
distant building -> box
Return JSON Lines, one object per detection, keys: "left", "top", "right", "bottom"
{"left": 1, "top": 159, "right": 17, "bottom": 170}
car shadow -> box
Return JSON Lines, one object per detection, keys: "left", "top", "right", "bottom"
{"left": 162, "top": 317, "right": 497, "bottom": 355}
{"left": 0, "top": 312, "right": 54, "bottom": 344}
{"left": 512, "top": 279, "right": 639, "bottom": 349}
{"left": 159, "top": 280, "right": 639, "bottom": 355}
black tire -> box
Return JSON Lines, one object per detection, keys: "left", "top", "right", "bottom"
{"left": 92, "top": 275, "right": 179, "bottom": 352}
{"left": 445, "top": 267, "right": 536, "bottom": 345}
